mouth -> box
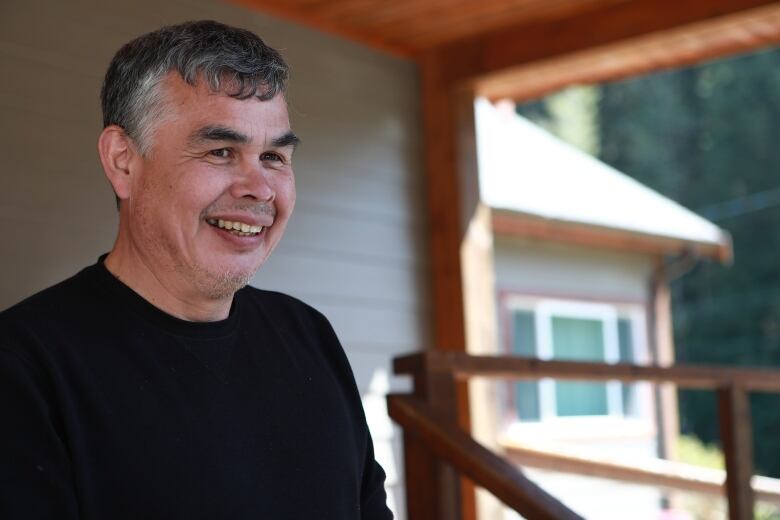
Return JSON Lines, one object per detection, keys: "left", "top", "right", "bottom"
{"left": 206, "top": 218, "right": 264, "bottom": 237}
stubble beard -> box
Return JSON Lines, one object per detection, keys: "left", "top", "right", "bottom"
{"left": 188, "top": 262, "right": 255, "bottom": 300}
{"left": 135, "top": 209, "right": 260, "bottom": 303}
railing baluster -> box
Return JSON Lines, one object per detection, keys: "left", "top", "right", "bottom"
{"left": 403, "top": 354, "right": 462, "bottom": 520}
{"left": 403, "top": 429, "right": 441, "bottom": 519}
{"left": 717, "top": 384, "right": 754, "bottom": 520}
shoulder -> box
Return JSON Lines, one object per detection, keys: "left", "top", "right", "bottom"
{"left": 238, "top": 286, "right": 334, "bottom": 335}
{"left": 0, "top": 264, "right": 99, "bottom": 356}
{"left": 238, "top": 286, "right": 357, "bottom": 384}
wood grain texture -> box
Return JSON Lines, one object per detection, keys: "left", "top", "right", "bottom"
{"left": 236, "top": 0, "right": 622, "bottom": 54}
{"left": 420, "top": 52, "right": 480, "bottom": 519}
{"left": 392, "top": 352, "right": 780, "bottom": 517}
{"left": 388, "top": 394, "right": 584, "bottom": 519}
{"left": 718, "top": 386, "right": 755, "bottom": 520}
{"left": 237, "top": 0, "right": 780, "bottom": 69}
{"left": 502, "top": 439, "right": 780, "bottom": 504}
{"left": 434, "top": 0, "right": 780, "bottom": 83}
{"left": 394, "top": 352, "right": 780, "bottom": 392}
{"left": 477, "top": 3, "right": 780, "bottom": 101}
{"left": 419, "top": 52, "right": 468, "bottom": 354}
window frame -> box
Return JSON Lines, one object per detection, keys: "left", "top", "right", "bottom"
{"left": 501, "top": 292, "right": 655, "bottom": 435}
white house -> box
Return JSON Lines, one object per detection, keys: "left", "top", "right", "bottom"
{"left": 474, "top": 98, "right": 732, "bottom": 519}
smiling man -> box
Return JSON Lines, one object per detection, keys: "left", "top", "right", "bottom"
{"left": 0, "top": 21, "right": 392, "bottom": 519}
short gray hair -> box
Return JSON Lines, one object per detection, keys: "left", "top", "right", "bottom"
{"left": 101, "top": 20, "right": 289, "bottom": 154}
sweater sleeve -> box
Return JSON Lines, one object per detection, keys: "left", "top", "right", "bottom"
{"left": 0, "top": 348, "right": 80, "bottom": 519}
{"left": 315, "top": 314, "right": 394, "bottom": 520}
{"left": 299, "top": 301, "right": 394, "bottom": 519}
{"left": 360, "top": 427, "right": 394, "bottom": 520}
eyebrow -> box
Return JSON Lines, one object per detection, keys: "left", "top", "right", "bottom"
{"left": 272, "top": 131, "right": 301, "bottom": 149}
{"left": 189, "top": 125, "right": 250, "bottom": 145}
{"left": 188, "top": 126, "right": 300, "bottom": 149}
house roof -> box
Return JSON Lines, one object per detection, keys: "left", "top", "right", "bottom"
{"left": 475, "top": 98, "right": 732, "bottom": 262}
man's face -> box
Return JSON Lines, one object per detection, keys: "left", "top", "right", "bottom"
{"left": 124, "top": 73, "right": 296, "bottom": 300}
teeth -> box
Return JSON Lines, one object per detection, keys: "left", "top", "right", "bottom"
{"left": 207, "top": 218, "right": 264, "bottom": 235}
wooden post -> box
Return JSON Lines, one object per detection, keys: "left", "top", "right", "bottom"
{"left": 420, "top": 48, "right": 478, "bottom": 520}
{"left": 403, "top": 357, "right": 463, "bottom": 520}
{"left": 717, "top": 385, "right": 754, "bottom": 520}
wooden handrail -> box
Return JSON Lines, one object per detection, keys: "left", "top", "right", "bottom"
{"left": 394, "top": 352, "right": 780, "bottom": 392}
{"left": 390, "top": 351, "right": 773, "bottom": 519}
{"left": 387, "top": 394, "right": 584, "bottom": 520}
{"left": 500, "top": 438, "right": 780, "bottom": 504}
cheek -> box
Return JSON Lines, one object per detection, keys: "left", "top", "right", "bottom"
{"left": 276, "top": 176, "right": 296, "bottom": 213}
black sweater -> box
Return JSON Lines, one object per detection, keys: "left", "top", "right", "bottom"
{"left": 0, "top": 259, "right": 392, "bottom": 519}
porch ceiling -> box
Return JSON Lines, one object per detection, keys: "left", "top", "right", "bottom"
{"left": 238, "top": 0, "right": 780, "bottom": 66}
{"left": 238, "top": 0, "right": 625, "bottom": 56}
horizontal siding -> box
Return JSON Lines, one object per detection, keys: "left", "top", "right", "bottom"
{"left": 495, "top": 236, "right": 654, "bottom": 303}
{"left": 283, "top": 207, "right": 425, "bottom": 265}
{"left": 257, "top": 251, "right": 424, "bottom": 307}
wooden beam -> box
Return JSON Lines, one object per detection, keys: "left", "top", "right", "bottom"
{"left": 403, "top": 365, "right": 462, "bottom": 520}
{"left": 502, "top": 438, "right": 780, "bottom": 504}
{"left": 369, "top": 0, "right": 624, "bottom": 49}
{"left": 393, "top": 352, "right": 780, "bottom": 392}
{"left": 228, "top": 0, "right": 414, "bottom": 57}
{"left": 421, "top": 48, "right": 479, "bottom": 520}
{"left": 421, "top": 53, "right": 479, "bottom": 519}
{"left": 421, "top": 51, "right": 467, "bottom": 354}
{"left": 433, "top": 0, "right": 780, "bottom": 86}
{"left": 400, "top": 333, "right": 474, "bottom": 519}
{"left": 403, "top": 430, "right": 445, "bottom": 519}
{"left": 460, "top": 203, "right": 505, "bottom": 518}
{"left": 477, "top": 3, "right": 780, "bottom": 101}
{"left": 718, "top": 385, "right": 755, "bottom": 520}
{"left": 388, "top": 394, "right": 585, "bottom": 519}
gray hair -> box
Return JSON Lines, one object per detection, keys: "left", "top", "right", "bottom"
{"left": 101, "top": 20, "right": 289, "bottom": 155}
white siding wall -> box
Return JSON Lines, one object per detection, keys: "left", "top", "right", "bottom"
{"left": 0, "top": 1, "right": 427, "bottom": 517}
{"left": 494, "top": 235, "right": 654, "bottom": 302}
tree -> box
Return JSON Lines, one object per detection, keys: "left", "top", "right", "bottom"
{"left": 518, "top": 47, "right": 780, "bottom": 477}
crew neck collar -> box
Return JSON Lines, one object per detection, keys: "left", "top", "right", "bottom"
{"left": 88, "top": 254, "right": 242, "bottom": 339}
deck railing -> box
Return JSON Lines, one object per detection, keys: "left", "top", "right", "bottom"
{"left": 387, "top": 352, "right": 780, "bottom": 520}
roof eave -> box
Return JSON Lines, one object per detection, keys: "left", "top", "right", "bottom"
{"left": 491, "top": 208, "right": 733, "bottom": 264}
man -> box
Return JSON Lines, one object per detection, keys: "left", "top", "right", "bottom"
{"left": 0, "top": 20, "right": 392, "bottom": 519}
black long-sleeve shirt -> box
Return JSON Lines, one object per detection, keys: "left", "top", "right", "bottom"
{"left": 0, "top": 258, "right": 392, "bottom": 519}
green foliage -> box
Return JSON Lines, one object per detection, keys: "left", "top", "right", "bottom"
{"left": 517, "top": 85, "right": 600, "bottom": 156}
{"left": 676, "top": 436, "right": 780, "bottom": 519}
{"left": 517, "top": 46, "right": 780, "bottom": 478}
{"left": 677, "top": 435, "right": 723, "bottom": 470}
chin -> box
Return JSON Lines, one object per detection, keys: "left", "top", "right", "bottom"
{"left": 191, "top": 264, "right": 257, "bottom": 300}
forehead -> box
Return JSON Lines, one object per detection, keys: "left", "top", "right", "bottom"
{"left": 160, "top": 72, "right": 291, "bottom": 138}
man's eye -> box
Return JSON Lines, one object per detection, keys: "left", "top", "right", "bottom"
{"left": 210, "top": 148, "right": 232, "bottom": 159}
{"left": 261, "top": 152, "right": 284, "bottom": 163}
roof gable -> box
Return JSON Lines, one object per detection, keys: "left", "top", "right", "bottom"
{"left": 475, "top": 98, "right": 730, "bottom": 258}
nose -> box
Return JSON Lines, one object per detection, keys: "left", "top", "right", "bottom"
{"left": 231, "top": 161, "right": 275, "bottom": 202}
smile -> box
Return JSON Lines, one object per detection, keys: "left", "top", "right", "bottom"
{"left": 206, "top": 218, "right": 264, "bottom": 237}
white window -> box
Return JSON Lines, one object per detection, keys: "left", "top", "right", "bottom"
{"left": 504, "top": 295, "right": 651, "bottom": 424}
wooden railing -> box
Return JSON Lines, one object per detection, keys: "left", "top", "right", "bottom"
{"left": 500, "top": 438, "right": 780, "bottom": 504}
{"left": 387, "top": 352, "right": 780, "bottom": 520}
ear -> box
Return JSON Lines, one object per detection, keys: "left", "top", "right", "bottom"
{"left": 98, "top": 125, "right": 139, "bottom": 201}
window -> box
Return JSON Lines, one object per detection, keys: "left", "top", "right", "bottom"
{"left": 506, "top": 296, "right": 648, "bottom": 422}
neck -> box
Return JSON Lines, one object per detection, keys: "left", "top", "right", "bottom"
{"left": 104, "top": 235, "right": 233, "bottom": 322}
